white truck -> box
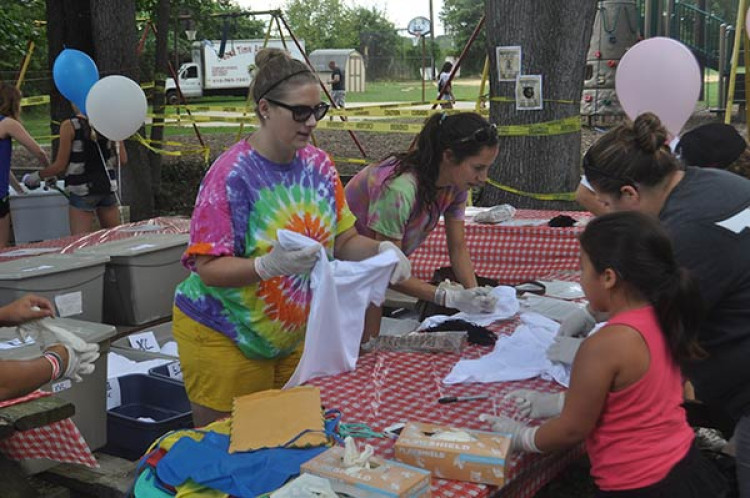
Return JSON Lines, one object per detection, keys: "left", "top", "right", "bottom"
{"left": 165, "top": 39, "right": 306, "bottom": 104}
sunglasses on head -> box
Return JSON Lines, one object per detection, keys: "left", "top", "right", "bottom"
{"left": 453, "top": 123, "right": 498, "bottom": 145}
{"left": 265, "top": 98, "right": 330, "bottom": 122}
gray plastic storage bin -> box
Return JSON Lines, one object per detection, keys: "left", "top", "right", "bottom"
{"left": 9, "top": 181, "right": 71, "bottom": 243}
{"left": 111, "top": 322, "right": 177, "bottom": 361}
{"left": 0, "top": 254, "right": 109, "bottom": 322}
{"left": 74, "top": 234, "right": 189, "bottom": 325}
{"left": 0, "top": 318, "right": 117, "bottom": 473}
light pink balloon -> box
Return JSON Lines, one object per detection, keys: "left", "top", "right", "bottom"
{"left": 615, "top": 37, "right": 700, "bottom": 137}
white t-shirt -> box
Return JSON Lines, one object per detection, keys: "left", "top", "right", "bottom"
{"left": 280, "top": 230, "right": 398, "bottom": 388}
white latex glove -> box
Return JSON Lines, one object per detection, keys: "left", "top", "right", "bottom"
{"left": 438, "top": 284, "right": 498, "bottom": 313}
{"left": 45, "top": 322, "right": 99, "bottom": 355}
{"left": 60, "top": 343, "right": 100, "bottom": 382}
{"left": 378, "top": 241, "right": 411, "bottom": 284}
{"left": 505, "top": 390, "right": 565, "bottom": 419}
{"left": 254, "top": 243, "right": 321, "bottom": 280}
{"left": 479, "top": 414, "right": 540, "bottom": 453}
{"left": 557, "top": 306, "right": 598, "bottom": 337}
{"left": 546, "top": 336, "right": 584, "bottom": 365}
{"left": 22, "top": 172, "right": 41, "bottom": 189}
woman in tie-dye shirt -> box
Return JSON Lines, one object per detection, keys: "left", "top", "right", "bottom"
{"left": 345, "top": 112, "right": 500, "bottom": 339}
{"left": 173, "top": 49, "right": 411, "bottom": 426}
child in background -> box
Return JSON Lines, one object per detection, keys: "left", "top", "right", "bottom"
{"left": 0, "top": 82, "right": 50, "bottom": 246}
{"left": 482, "top": 212, "right": 727, "bottom": 497}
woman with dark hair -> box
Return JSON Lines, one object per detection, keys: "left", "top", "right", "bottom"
{"left": 345, "top": 112, "right": 500, "bottom": 338}
{"left": 172, "top": 48, "right": 411, "bottom": 426}
{"left": 0, "top": 82, "right": 49, "bottom": 246}
{"left": 484, "top": 211, "right": 727, "bottom": 497}
{"left": 562, "top": 112, "right": 750, "bottom": 497}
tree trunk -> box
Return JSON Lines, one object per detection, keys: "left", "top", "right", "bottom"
{"left": 481, "top": 2, "right": 597, "bottom": 210}
{"left": 45, "top": 0, "right": 94, "bottom": 155}
{"left": 90, "top": 0, "right": 154, "bottom": 221}
{"left": 150, "top": 0, "right": 170, "bottom": 214}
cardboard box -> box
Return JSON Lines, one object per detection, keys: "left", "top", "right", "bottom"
{"left": 301, "top": 446, "right": 431, "bottom": 497}
{"left": 394, "top": 422, "right": 510, "bottom": 486}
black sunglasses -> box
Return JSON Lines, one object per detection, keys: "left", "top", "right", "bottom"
{"left": 265, "top": 98, "right": 330, "bottom": 123}
{"left": 453, "top": 124, "right": 498, "bottom": 145}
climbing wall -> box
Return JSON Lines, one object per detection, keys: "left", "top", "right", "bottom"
{"left": 581, "top": 0, "right": 640, "bottom": 117}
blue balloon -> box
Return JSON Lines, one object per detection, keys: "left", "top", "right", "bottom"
{"left": 52, "top": 49, "right": 99, "bottom": 115}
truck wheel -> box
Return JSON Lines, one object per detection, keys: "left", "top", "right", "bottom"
{"left": 166, "top": 91, "right": 180, "bottom": 105}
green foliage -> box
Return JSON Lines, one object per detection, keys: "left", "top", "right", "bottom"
{"left": 0, "top": 0, "right": 48, "bottom": 94}
{"left": 284, "top": 0, "right": 401, "bottom": 78}
{"left": 440, "top": 0, "right": 485, "bottom": 75}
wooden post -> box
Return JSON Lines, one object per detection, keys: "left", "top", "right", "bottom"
{"left": 421, "top": 35, "right": 426, "bottom": 103}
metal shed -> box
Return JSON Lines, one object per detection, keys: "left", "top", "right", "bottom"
{"left": 309, "top": 49, "right": 366, "bottom": 93}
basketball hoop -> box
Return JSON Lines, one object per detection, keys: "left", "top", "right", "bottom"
{"left": 407, "top": 16, "right": 431, "bottom": 37}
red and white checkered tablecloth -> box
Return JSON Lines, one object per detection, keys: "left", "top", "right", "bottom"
{"left": 0, "top": 216, "right": 190, "bottom": 261}
{"left": 306, "top": 312, "right": 585, "bottom": 498}
{"left": 409, "top": 209, "right": 589, "bottom": 284}
{"left": 0, "top": 390, "right": 97, "bottom": 468}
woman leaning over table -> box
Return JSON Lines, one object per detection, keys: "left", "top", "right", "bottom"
{"left": 172, "top": 48, "right": 411, "bottom": 427}
{"left": 345, "top": 112, "right": 500, "bottom": 340}
{"left": 0, "top": 82, "right": 49, "bottom": 247}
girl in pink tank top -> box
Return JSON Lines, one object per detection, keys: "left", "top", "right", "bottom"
{"left": 483, "top": 211, "right": 727, "bottom": 496}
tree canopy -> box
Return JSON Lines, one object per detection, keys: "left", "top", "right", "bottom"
{"left": 440, "top": 0, "right": 485, "bottom": 74}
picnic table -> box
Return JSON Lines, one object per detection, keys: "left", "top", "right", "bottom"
{"left": 408, "top": 209, "right": 588, "bottom": 284}
{"left": 307, "top": 306, "right": 584, "bottom": 497}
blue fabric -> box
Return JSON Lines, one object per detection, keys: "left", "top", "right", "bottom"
{"left": 155, "top": 432, "right": 327, "bottom": 497}
{"left": 134, "top": 467, "right": 175, "bottom": 498}
{"left": 0, "top": 116, "right": 11, "bottom": 199}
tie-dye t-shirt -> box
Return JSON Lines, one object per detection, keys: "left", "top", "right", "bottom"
{"left": 344, "top": 157, "right": 467, "bottom": 256}
{"left": 174, "top": 140, "right": 356, "bottom": 360}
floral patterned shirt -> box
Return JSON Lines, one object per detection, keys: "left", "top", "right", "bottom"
{"left": 344, "top": 157, "right": 466, "bottom": 256}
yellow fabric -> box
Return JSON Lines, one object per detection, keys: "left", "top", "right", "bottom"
{"left": 229, "top": 386, "right": 326, "bottom": 453}
{"left": 173, "top": 307, "right": 304, "bottom": 412}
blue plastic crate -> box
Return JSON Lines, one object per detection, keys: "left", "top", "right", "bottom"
{"left": 103, "top": 374, "right": 193, "bottom": 460}
{"left": 148, "top": 360, "right": 183, "bottom": 383}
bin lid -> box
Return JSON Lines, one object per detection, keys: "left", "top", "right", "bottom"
{"left": 0, "top": 253, "right": 110, "bottom": 280}
{"left": 0, "top": 317, "right": 116, "bottom": 360}
{"left": 74, "top": 234, "right": 189, "bottom": 259}
{"left": 9, "top": 180, "right": 67, "bottom": 198}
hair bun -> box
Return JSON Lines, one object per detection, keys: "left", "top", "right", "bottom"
{"left": 255, "top": 48, "right": 290, "bottom": 70}
{"left": 633, "top": 112, "right": 669, "bottom": 153}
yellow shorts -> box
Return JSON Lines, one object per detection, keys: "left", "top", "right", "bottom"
{"left": 172, "top": 306, "right": 303, "bottom": 413}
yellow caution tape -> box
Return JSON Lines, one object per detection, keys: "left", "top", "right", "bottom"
{"left": 488, "top": 96, "right": 578, "bottom": 105}
{"left": 133, "top": 134, "right": 210, "bottom": 163}
{"left": 496, "top": 116, "right": 581, "bottom": 137}
{"left": 485, "top": 178, "right": 576, "bottom": 201}
{"left": 20, "top": 95, "right": 50, "bottom": 107}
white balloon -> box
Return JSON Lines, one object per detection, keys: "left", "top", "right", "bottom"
{"left": 85, "top": 75, "right": 147, "bottom": 141}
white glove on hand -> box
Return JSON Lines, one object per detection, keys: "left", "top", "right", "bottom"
{"left": 546, "top": 336, "right": 584, "bottom": 365}
{"left": 22, "top": 172, "right": 42, "bottom": 189}
{"left": 439, "top": 284, "right": 498, "bottom": 313}
{"left": 505, "top": 390, "right": 565, "bottom": 419}
{"left": 378, "top": 241, "right": 411, "bottom": 284}
{"left": 45, "top": 322, "right": 99, "bottom": 355}
{"left": 479, "top": 414, "right": 541, "bottom": 453}
{"left": 60, "top": 343, "right": 100, "bottom": 382}
{"left": 254, "top": 243, "right": 321, "bottom": 280}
